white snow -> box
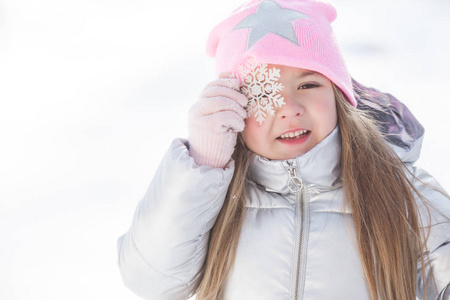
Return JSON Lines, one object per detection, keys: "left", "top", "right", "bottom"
{"left": 0, "top": 0, "right": 448, "bottom": 299}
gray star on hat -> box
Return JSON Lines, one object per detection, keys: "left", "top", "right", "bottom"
{"left": 233, "top": 0, "right": 310, "bottom": 50}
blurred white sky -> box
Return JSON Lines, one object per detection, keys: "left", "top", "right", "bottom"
{"left": 0, "top": 0, "right": 449, "bottom": 299}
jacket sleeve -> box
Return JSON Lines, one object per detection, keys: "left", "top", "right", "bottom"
{"left": 117, "top": 138, "right": 234, "bottom": 299}
{"left": 410, "top": 166, "right": 450, "bottom": 300}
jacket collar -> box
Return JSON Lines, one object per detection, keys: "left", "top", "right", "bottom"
{"left": 247, "top": 126, "right": 342, "bottom": 195}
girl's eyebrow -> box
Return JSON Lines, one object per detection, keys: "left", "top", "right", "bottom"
{"left": 296, "top": 71, "right": 322, "bottom": 79}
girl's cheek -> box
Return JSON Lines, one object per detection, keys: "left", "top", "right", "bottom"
{"left": 314, "top": 96, "right": 337, "bottom": 114}
{"left": 243, "top": 117, "right": 262, "bottom": 138}
{"left": 246, "top": 114, "right": 274, "bottom": 128}
{"left": 244, "top": 115, "right": 258, "bottom": 129}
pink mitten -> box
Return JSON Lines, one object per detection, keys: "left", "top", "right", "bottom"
{"left": 188, "top": 73, "right": 248, "bottom": 168}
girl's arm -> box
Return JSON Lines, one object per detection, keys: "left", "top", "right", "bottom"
{"left": 117, "top": 139, "right": 234, "bottom": 299}
{"left": 410, "top": 166, "right": 450, "bottom": 300}
{"left": 117, "top": 74, "right": 246, "bottom": 299}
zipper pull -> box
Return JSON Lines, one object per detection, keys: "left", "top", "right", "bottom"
{"left": 283, "top": 160, "right": 303, "bottom": 193}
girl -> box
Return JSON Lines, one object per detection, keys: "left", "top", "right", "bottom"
{"left": 117, "top": 0, "right": 450, "bottom": 299}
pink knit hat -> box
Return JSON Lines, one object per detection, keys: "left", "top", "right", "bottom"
{"left": 206, "top": 0, "right": 356, "bottom": 106}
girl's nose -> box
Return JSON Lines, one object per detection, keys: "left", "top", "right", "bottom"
{"left": 276, "top": 95, "right": 304, "bottom": 119}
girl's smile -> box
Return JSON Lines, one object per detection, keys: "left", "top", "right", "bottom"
{"left": 276, "top": 128, "right": 311, "bottom": 145}
{"left": 276, "top": 128, "right": 310, "bottom": 141}
{"left": 241, "top": 64, "right": 338, "bottom": 160}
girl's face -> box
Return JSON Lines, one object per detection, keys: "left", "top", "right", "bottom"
{"left": 241, "top": 64, "right": 338, "bottom": 160}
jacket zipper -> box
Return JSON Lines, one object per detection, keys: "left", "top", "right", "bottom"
{"left": 283, "top": 160, "right": 308, "bottom": 300}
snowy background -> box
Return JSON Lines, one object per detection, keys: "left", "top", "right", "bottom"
{"left": 1, "top": 0, "right": 449, "bottom": 299}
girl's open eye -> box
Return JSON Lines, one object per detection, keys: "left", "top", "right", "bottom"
{"left": 298, "top": 83, "right": 319, "bottom": 90}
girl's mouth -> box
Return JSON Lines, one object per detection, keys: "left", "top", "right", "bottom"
{"left": 276, "top": 129, "right": 310, "bottom": 141}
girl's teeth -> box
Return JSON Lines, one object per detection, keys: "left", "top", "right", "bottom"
{"left": 279, "top": 130, "right": 308, "bottom": 139}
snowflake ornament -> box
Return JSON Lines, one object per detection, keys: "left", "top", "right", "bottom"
{"left": 235, "top": 57, "right": 285, "bottom": 125}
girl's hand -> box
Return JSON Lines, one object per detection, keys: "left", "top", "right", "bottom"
{"left": 188, "top": 72, "right": 248, "bottom": 168}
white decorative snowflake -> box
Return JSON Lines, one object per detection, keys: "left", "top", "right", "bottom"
{"left": 235, "top": 57, "right": 285, "bottom": 125}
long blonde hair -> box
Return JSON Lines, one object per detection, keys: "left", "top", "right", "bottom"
{"left": 195, "top": 84, "right": 433, "bottom": 300}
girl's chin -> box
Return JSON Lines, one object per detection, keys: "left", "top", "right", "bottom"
{"left": 265, "top": 148, "right": 311, "bottom": 161}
